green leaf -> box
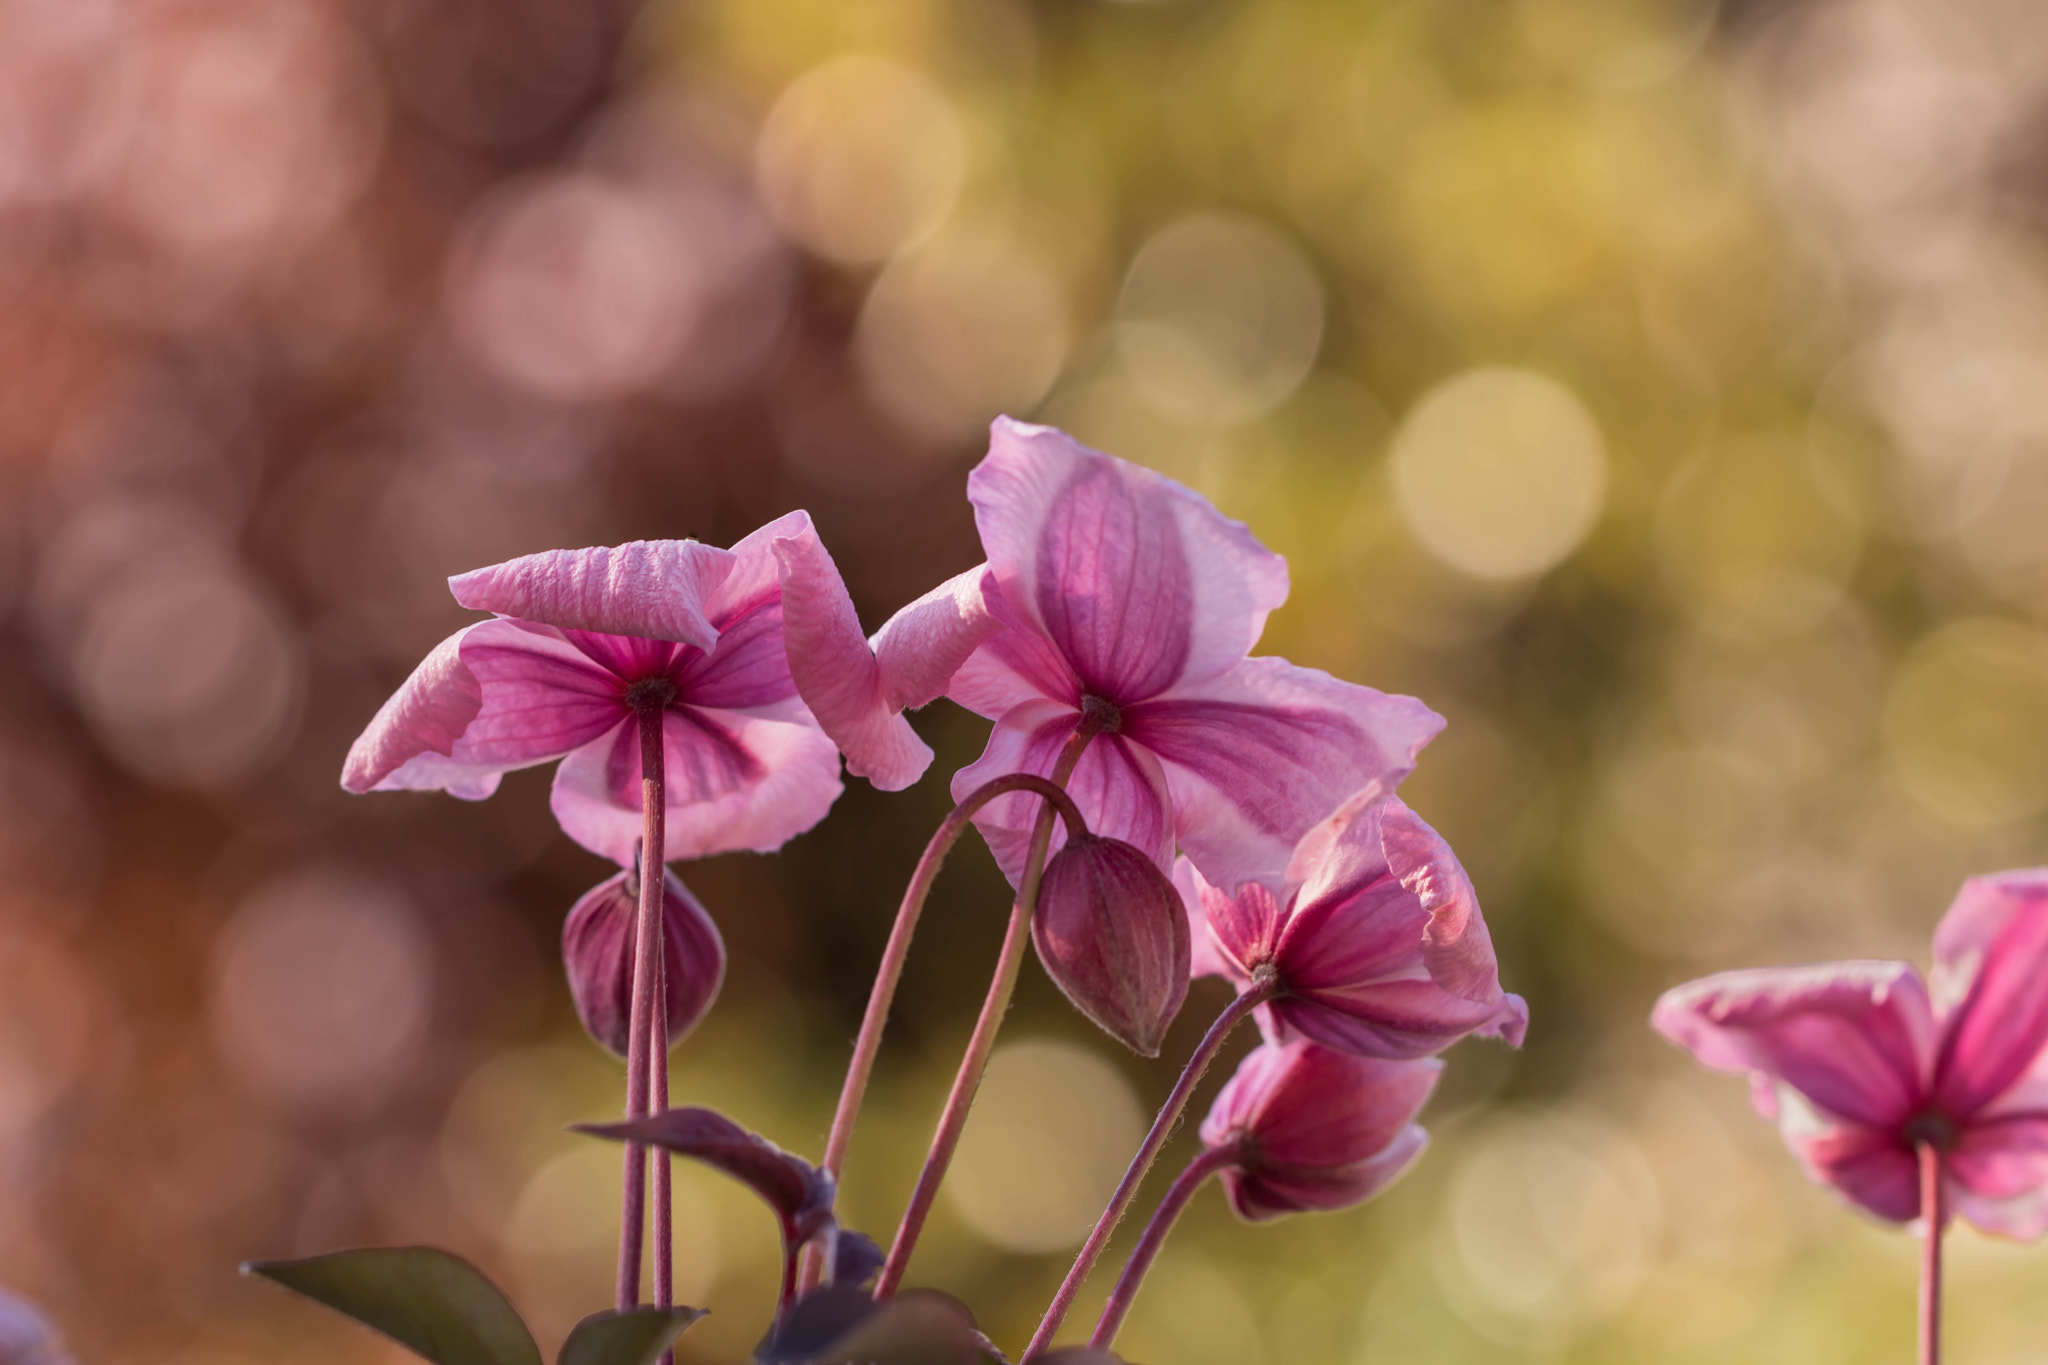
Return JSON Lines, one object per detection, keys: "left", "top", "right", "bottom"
{"left": 245, "top": 1246, "right": 542, "bottom": 1365}
{"left": 557, "top": 1308, "right": 705, "bottom": 1365}
{"left": 819, "top": 1291, "right": 990, "bottom": 1365}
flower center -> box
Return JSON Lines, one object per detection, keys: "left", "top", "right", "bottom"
{"left": 1079, "top": 693, "right": 1124, "bottom": 736}
{"left": 625, "top": 676, "right": 678, "bottom": 712}
{"left": 1902, "top": 1110, "right": 1960, "bottom": 1152}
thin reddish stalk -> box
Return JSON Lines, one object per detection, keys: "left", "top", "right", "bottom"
{"left": 799, "top": 772, "right": 1087, "bottom": 1295}
{"left": 1088, "top": 1144, "right": 1237, "bottom": 1351}
{"left": 873, "top": 727, "right": 1098, "bottom": 1298}
{"left": 615, "top": 700, "right": 667, "bottom": 1311}
{"left": 1024, "top": 981, "right": 1273, "bottom": 1358}
{"left": 1919, "top": 1141, "right": 1943, "bottom": 1365}
{"left": 652, "top": 916, "right": 673, "bottom": 1365}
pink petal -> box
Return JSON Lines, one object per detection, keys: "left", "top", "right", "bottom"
{"left": 1651, "top": 962, "right": 1936, "bottom": 1129}
{"left": 675, "top": 597, "right": 799, "bottom": 711}
{"left": 949, "top": 698, "right": 1173, "bottom": 886}
{"left": 968, "top": 418, "right": 1288, "bottom": 700}
{"left": 1269, "top": 978, "right": 1529, "bottom": 1059}
{"left": 1929, "top": 870, "right": 2048, "bottom": 1117}
{"left": 870, "top": 564, "right": 1004, "bottom": 712}
{"left": 1173, "top": 858, "right": 1243, "bottom": 982}
{"left": 942, "top": 577, "right": 1083, "bottom": 718}
{"left": 1219, "top": 1123, "right": 1430, "bottom": 1222}
{"left": 1178, "top": 858, "right": 1285, "bottom": 981}
{"left": 341, "top": 627, "right": 489, "bottom": 794}
{"left": 770, "top": 518, "right": 932, "bottom": 791}
{"left": 706, "top": 510, "right": 810, "bottom": 627}
{"left": 1130, "top": 656, "right": 1444, "bottom": 891}
{"left": 451, "top": 619, "right": 629, "bottom": 766}
{"left": 549, "top": 699, "right": 844, "bottom": 864}
{"left": 449, "top": 539, "right": 737, "bottom": 650}
{"left": 1790, "top": 1117, "right": 1922, "bottom": 1223}
{"left": 1948, "top": 1115, "right": 2048, "bottom": 1238}
{"left": 1381, "top": 799, "right": 1524, "bottom": 1030}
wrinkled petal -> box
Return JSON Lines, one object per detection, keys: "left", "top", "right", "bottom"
{"left": 341, "top": 627, "right": 488, "bottom": 794}
{"left": 707, "top": 510, "right": 809, "bottom": 627}
{"left": 453, "top": 620, "right": 628, "bottom": 765}
{"left": 1929, "top": 870, "right": 2048, "bottom": 1117}
{"left": 1179, "top": 858, "right": 1285, "bottom": 981}
{"left": 449, "top": 540, "right": 737, "bottom": 650}
{"left": 1130, "top": 656, "right": 1444, "bottom": 891}
{"left": 1651, "top": 962, "right": 1935, "bottom": 1129}
{"left": 952, "top": 699, "right": 1172, "bottom": 886}
{"left": 771, "top": 522, "right": 932, "bottom": 791}
{"left": 1380, "top": 799, "right": 1526, "bottom": 1041}
{"left": 968, "top": 418, "right": 1288, "bottom": 700}
{"left": 550, "top": 700, "right": 844, "bottom": 864}
{"left": 870, "top": 564, "right": 1004, "bottom": 713}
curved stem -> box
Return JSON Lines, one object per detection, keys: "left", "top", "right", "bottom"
{"left": 799, "top": 772, "right": 1087, "bottom": 1295}
{"left": 873, "top": 727, "right": 1098, "bottom": 1298}
{"left": 616, "top": 701, "right": 668, "bottom": 1310}
{"left": 1919, "top": 1141, "right": 1943, "bottom": 1365}
{"left": 1024, "top": 982, "right": 1274, "bottom": 1358}
{"left": 1089, "top": 1144, "right": 1238, "bottom": 1351}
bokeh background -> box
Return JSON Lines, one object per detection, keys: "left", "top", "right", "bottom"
{"left": 4, "top": 0, "right": 2048, "bottom": 1360}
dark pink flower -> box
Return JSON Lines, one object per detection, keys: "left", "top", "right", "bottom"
{"left": 341, "top": 513, "right": 929, "bottom": 863}
{"left": 1183, "top": 788, "right": 1527, "bottom": 1059}
{"left": 1199, "top": 1039, "right": 1440, "bottom": 1221}
{"left": 561, "top": 865, "right": 726, "bottom": 1058}
{"left": 868, "top": 418, "right": 1443, "bottom": 890}
{"left": 1652, "top": 869, "right": 2048, "bottom": 1236}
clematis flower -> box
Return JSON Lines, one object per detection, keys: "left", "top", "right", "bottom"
{"left": 1200, "top": 1038, "right": 1441, "bottom": 1221}
{"left": 1652, "top": 869, "right": 2048, "bottom": 1236}
{"left": 867, "top": 418, "right": 1443, "bottom": 890}
{"left": 1182, "top": 787, "right": 1527, "bottom": 1059}
{"left": 341, "top": 513, "right": 930, "bottom": 864}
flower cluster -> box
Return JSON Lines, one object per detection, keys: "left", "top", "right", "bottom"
{"left": 259, "top": 417, "right": 1530, "bottom": 1364}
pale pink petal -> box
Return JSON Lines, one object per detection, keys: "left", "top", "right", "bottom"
{"left": 1651, "top": 963, "right": 1936, "bottom": 1129}
{"left": 969, "top": 418, "right": 1288, "bottom": 699}
{"left": 1174, "top": 858, "right": 1241, "bottom": 982}
{"left": 449, "top": 540, "right": 737, "bottom": 650}
{"left": 950, "top": 698, "right": 1173, "bottom": 886}
{"left": 941, "top": 577, "right": 1081, "bottom": 718}
{"left": 341, "top": 627, "right": 487, "bottom": 793}
{"left": 1130, "top": 657, "right": 1444, "bottom": 891}
{"left": 1948, "top": 1117, "right": 2048, "bottom": 1238}
{"left": 452, "top": 619, "right": 628, "bottom": 765}
{"left": 1929, "top": 871, "right": 2048, "bottom": 1117}
{"left": 1282, "top": 783, "right": 1398, "bottom": 908}
{"left": 549, "top": 699, "right": 844, "bottom": 864}
{"left": 771, "top": 519, "right": 932, "bottom": 791}
{"left": 870, "top": 564, "right": 1005, "bottom": 712}
{"left": 707, "top": 510, "right": 810, "bottom": 627}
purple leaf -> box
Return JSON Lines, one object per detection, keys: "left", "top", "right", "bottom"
{"left": 575, "top": 1107, "right": 834, "bottom": 1247}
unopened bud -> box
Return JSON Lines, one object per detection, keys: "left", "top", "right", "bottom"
{"left": 1198, "top": 1040, "right": 1440, "bottom": 1221}
{"left": 1032, "top": 834, "right": 1189, "bottom": 1056}
{"left": 562, "top": 866, "right": 725, "bottom": 1058}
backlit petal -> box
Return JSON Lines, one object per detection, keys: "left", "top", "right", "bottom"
{"left": 1132, "top": 656, "right": 1443, "bottom": 891}
{"left": 1929, "top": 870, "right": 2048, "bottom": 1117}
{"left": 870, "top": 564, "right": 1004, "bottom": 712}
{"left": 449, "top": 540, "right": 737, "bottom": 650}
{"left": 341, "top": 626, "right": 487, "bottom": 793}
{"left": 453, "top": 619, "right": 627, "bottom": 766}
{"left": 1651, "top": 962, "right": 1935, "bottom": 1129}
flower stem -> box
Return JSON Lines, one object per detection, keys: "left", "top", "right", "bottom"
{"left": 652, "top": 919, "right": 673, "bottom": 1365}
{"left": 1089, "top": 1143, "right": 1238, "bottom": 1351}
{"left": 799, "top": 772, "right": 1088, "bottom": 1296}
{"left": 1919, "top": 1141, "right": 1943, "bottom": 1365}
{"left": 616, "top": 701, "right": 668, "bottom": 1312}
{"left": 873, "top": 725, "right": 1099, "bottom": 1298}
{"left": 1024, "top": 981, "right": 1273, "bottom": 1358}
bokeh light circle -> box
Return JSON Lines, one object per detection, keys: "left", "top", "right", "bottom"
{"left": 1115, "top": 213, "right": 1325, "bottom": 425}
{"left": 755, "top": 55, "right": 966, "bottom": 265}
{"left": 1883, "top": 618, "right": 2048, "bottom": 827}
{"left": 1391, "top": 367, "right": 1607, "bottom": 580}
{"left": 945, "top": 1038, "right": 1143, "bottom": 1252}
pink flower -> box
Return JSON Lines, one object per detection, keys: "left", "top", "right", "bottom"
{"left": 1652, "top": 869, "right": 2048, "bottom": 1237}
{"left": 341, "top": 513, "right": 929, "bottom": 864}
{"left": 1199, "top": 1038, "right": 1441, "bottom": 1221}
{"left": 869, "top": 418, "right": 1443, "bottom": 889}
{"left": 1182, "top": 788, "right": 1528, "bottom": 1058}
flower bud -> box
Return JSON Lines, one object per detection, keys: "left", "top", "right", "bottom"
{"left": 1198, "top": 1040, "right": 1439, "bottom": 1221}
{"left": 562, "top": 866, "right": 725, "bottom": 1058}
{"left": 1032, "top": 834, "right": 1190, "bottom": 1056}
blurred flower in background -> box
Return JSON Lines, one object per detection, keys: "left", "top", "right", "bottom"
{"left": 5, "top": 0, "right": 2048, "bottom": 1362}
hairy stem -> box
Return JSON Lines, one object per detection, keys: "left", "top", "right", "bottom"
{"left": 1089, "top": 1144, "right": 1238, "bottom": 1351}
{"left": 1920, "top": 1141, "right": 1943, "bottom": 1365}
{"left": 616, "top": 701, "right": 667, "bottom": 1311}
{"left": 652, "top": 922, "right": 673, "bottom": 1365}
{"left": 873, "top": 726, "right": 1099, "bottom": 1298}
{"left": 1024, "top": 981, "right": 1274, "bottom": 1358}
{"left": 800, "top": 772, "right": 1087, "bottom": 1295}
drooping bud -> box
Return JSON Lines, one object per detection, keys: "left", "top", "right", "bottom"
{"left": 1032, "top": 834, "right": 1190, "bottom": 1056}
{"left": 1198, "top": 1039, "right": 1440, "bottom": 1221}
{"left": 562, "top": 866, "right": 725, "bottom": 1058}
